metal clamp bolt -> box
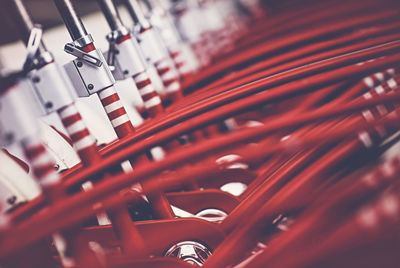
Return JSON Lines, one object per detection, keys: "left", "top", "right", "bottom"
{"left": 64, "top": 43, "right": 103, "bottom": 67}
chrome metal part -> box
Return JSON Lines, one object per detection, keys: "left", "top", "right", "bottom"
{"left": 64, "top": 43, "right": 103, "bottom": 67}
{"left": 64, "top": 49, "right": 115, "bottom": 97}
{"left": 164, "top": 241, "right": 212, "bottom": 266}
{"left": 53, "top": 0, "right": 89, "bottom": 41}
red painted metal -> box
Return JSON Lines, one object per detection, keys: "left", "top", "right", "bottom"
{"left": 2, "top": 0, "right": 400, "bottom": 267}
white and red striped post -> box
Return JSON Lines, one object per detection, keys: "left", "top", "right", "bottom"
{"left": 58, "top": 103, "right": 101, "bottom": 166}
{"left": 123, "top": 0, "right": 184, "bottom": 104}
{"left": 154, "top": 57, "right": 183, "bottom": 103}
{"left": 133, "top": 71, "right": 163, "bottom": 118}
{"left": 169, "top": 49, "right": 193, "bottom": 79}
{"left": 21, "top": 137, "right": 62, "bottom": 200}
{"left": 97, "top": 85, "right": 135, "bottom": 137}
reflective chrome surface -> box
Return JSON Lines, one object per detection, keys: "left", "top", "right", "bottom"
{"left": 164, "top": 241, "right": 212, "bottom": 266}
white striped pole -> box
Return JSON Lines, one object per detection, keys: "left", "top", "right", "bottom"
{"left": 58, "top": 104, "right": 101, "bottom": 166}
{"left": 155, "top": 58, "right": 183, "bottom": 102}
{"left": 169, "top": 49, "right": 192, "bottom": 78}
{"left": 98, "top": 86, "right": 136, "bottom": 137}
{"left": 133, "top": 71, "right": 163, "bottom": 118}
{"left": 21, "top": 136, "right": 62, "bottom": 202}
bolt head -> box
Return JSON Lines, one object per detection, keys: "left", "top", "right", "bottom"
{"left": 77, "top": 61, "right": 83, "bottom": 68}
{"left": 7, "top": 196, "right": 17, "bottom": 205}
{"left": 88, "top": 84, "right": 94, "bottom": 90}
{"left": 45, "top": 102, "right": 53, "bottom": 109}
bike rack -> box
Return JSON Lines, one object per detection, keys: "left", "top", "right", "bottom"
{"left": 0, "top": 0, "right": 400, "bottom": 267}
